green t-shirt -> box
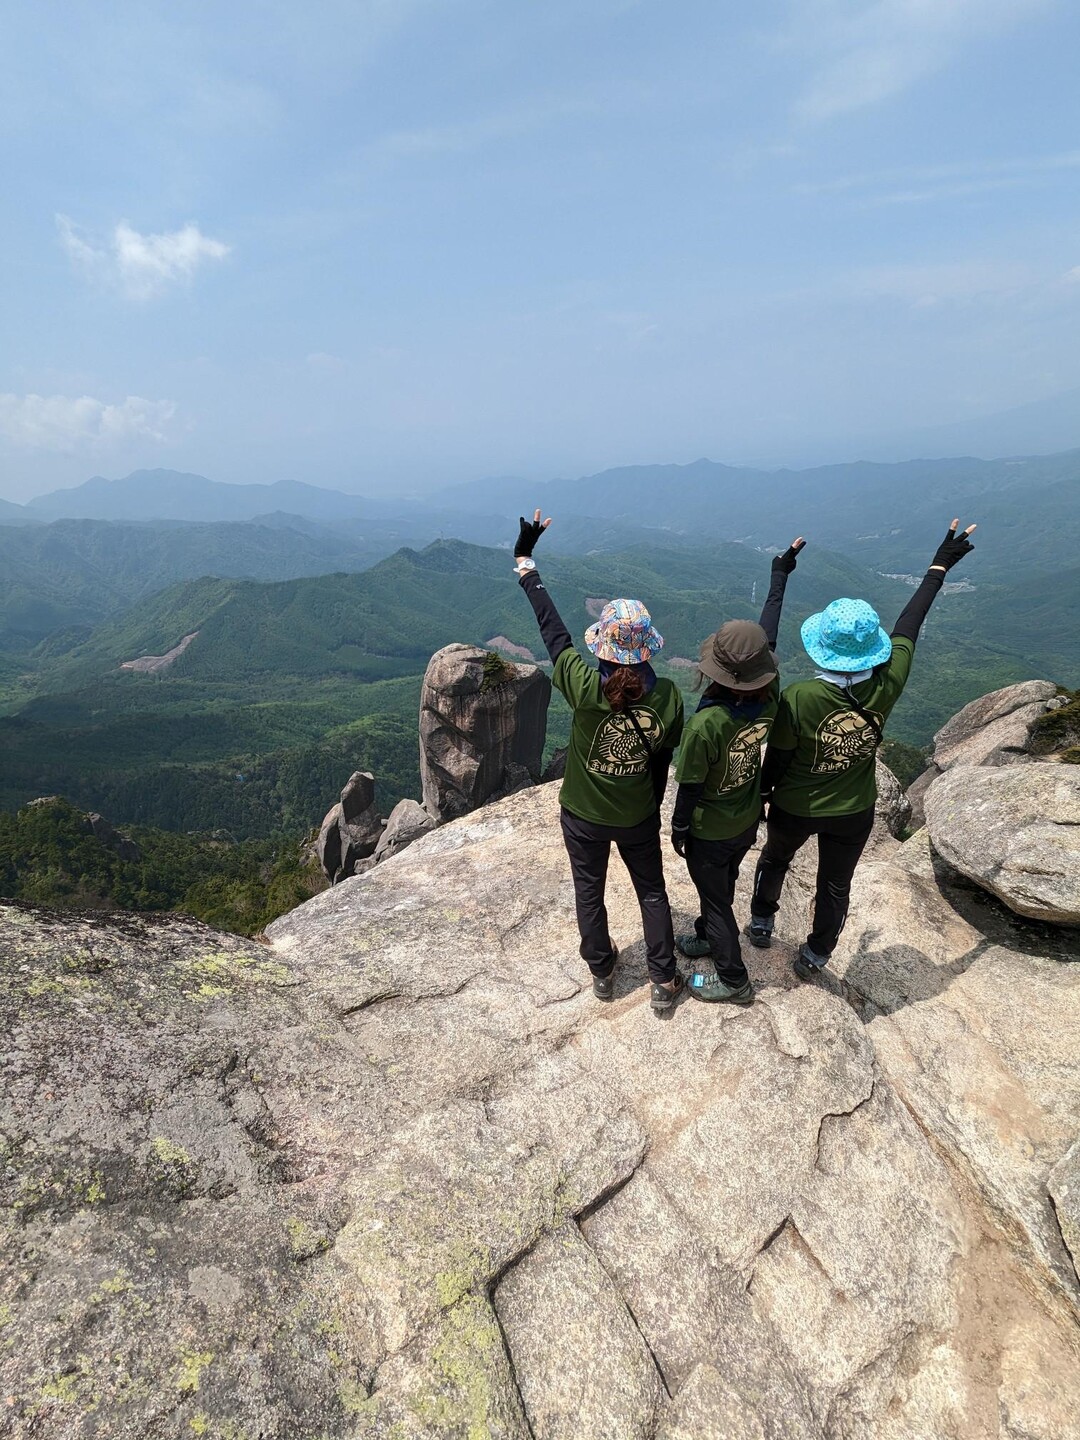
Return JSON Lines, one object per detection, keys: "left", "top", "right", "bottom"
{"left": 769, "top": 637, "right": 914, "bottom": 817}
{"left": 674, "top": 686, "right": 779, "bottom": 840}
{"left": 553, "top": 649, "right": 684, "bottom": 827}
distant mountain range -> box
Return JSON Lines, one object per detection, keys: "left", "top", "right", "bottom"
{"left": 21, "top": 470, "right": 372, "bottom": 523}
{"left": 5, "top": 448, "right": 1077, "bottom": 579}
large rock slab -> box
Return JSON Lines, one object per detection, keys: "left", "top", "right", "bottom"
{"left": 5, "top": 769, "right": 1080, "bottom": 1438}
{"left": 932, "top": 680, "right": 1058, "bottom": 771}
{"left": 924, "top": 763, "right": 1080, "bottom": 923}
{"left": 494, "top": 1223, "right": 663, "bottom": 1440}
{"left": 907, "top": 681, "right": 1060, "bottom": 828}
{"left": 419, "top": 643, "right": 551, "bottom": 822}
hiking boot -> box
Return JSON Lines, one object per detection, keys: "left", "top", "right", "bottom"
{"left": 591, "top": 949, "right": 619, "bottom": 1001}
{"left": 676, "top": 932, "right": 712, "bottom": 959}
{"left": 650, "top": 972, "right": 684, "bottom": 1012}
{"left": 745, "top": 916, "right": 774, "bottom": 949}
{"left": 793, "top": 943, "right": 827, "bottom": 981}
{"left": 688, "top": 967, "right": 754, "bottom": 1005}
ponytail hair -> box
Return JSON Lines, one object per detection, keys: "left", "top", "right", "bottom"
{"left": 602, "top": 666, "right": 646, "bottom": 712}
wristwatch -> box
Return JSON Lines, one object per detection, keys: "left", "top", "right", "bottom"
{"left": 514, "top": 557, "right": 537, "bottom": 573}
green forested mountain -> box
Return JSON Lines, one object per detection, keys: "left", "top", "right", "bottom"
{"left": 0, "top": 510, "right": 680, "bottom": 658}
{"left": 0, "top": 517, "right": 380, "bottom": 650}
{"left": 17, "top": 536, "right": 911, "bottom": 691}
{"left": 0, "top": 536, "right": 1062, "bottom": 841}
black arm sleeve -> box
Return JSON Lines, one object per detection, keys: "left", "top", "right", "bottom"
{"left": 518, "top": 568, "right": 573, "bottom": 665}
{"left": 891, "top": 570, "right": 945, "bottom": 645}
{"left": 672, "top": 780, "right": 704, "bottom": 831}
{"left": 758, "top": 570, "right": 790, "bottom": 650}
{"left": 651, "top": 751, "right": 674, "bottom": 811}
{"left": 760, "top": 745, "right": 795, "bottom": 795}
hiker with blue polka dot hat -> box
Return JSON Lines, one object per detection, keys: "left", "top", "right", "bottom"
{"left": 747, "top": 519, "right": 977, "bottom": 982}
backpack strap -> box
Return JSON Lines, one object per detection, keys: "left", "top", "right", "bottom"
{"left": 625, "top": 706, "right": 654, "bottom": 759}
{"left": 846, "top": 691, "right": 884, "bottom": 750}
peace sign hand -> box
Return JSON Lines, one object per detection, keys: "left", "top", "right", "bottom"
{"left": 515, "top": 509, "right": 552, "bottom": 559}
{"left": 930, "top": 519, "right": 977, "bottom": 573}
{"left": 772, "top": 536, "right": 807, "bottom": 575}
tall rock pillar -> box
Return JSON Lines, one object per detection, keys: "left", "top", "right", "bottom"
{"left": 419, "top": 644, "right": 551, "bottom": 823}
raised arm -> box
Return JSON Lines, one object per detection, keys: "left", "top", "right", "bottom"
{"left": 513, "top": 509, "right": 573, "bottom": 665}
{"left": 758, "top": 537, "right": 806, "bottom": 649}
{"left": 891, "top": 519, "right": 976, "bottom": 644}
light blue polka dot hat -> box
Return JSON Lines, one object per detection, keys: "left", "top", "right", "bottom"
{"left": 800, "top": 598, "right": 893, "bottom": 672}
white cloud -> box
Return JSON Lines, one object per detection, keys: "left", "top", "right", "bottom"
{"left": 790, "top": 0, "right": 1052, "bottom": 122}
{"left": 57, "top": 216, "right": 230, "bottom": 298}
{"left": 0, "top": 394, "right": 176, "bottom": 451}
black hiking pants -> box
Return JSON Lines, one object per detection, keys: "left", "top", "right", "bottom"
{"left": 685, "top": 822, "right": 758, "bottom": 988}
{"left": 560, "top": 808, "right": 676, "bottom": 985}
{"left": 750, "top": 803, "right": 875, "bottom": 959}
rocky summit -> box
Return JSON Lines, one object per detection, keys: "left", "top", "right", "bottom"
{"left": 2, "top": 687, "right": 1080, "bottom": 1439}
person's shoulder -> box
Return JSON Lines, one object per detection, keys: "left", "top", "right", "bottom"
{"left": 875, "top": 636, "right": 914, "bottom": 679}
{"left": 652, "top": 676, "right": 683, "bottom": 705}
{"left": 681, "top": 703, "right": 717, "bottom": 734}
{"left": 780, "top": 677, "right": 818, "bottom": 702}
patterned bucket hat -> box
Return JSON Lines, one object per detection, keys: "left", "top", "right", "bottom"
{"left": 584, "top": 599, "right": 664, "bottom": 664}
{"left": 801, "top": 598, "right": 893, "bottom": 672}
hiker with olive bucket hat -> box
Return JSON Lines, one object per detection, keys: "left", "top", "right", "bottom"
{"left": 671, "top": 538, "right": 806, "bottom": 1005}
{"left": 747, "top": 520, "right": 977, "bottom": 980}
{"left": 514, "top": 510, "right": 685, "bottom": 1012}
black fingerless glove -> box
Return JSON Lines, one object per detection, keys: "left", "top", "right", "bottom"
{"left": 771, "top": 539, "right": 805, "bottom": 576}
{"left": 930, "top": 528, "right": 975, "bottom": 572}
{"left": 514, "top": 516, "right": 547, "bottom": 559}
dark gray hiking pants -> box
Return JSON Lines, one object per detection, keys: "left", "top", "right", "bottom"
{"left": 559, "top": 808, "right": 676, "bottom": 984}
{"left": 750, "top": 803, "right": 875, "bottom": 958}
{"left": 685, "top": 821, "right": 758, "bottom": 988}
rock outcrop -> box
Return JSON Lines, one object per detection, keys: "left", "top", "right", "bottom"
{"left": 419, "top": 644, "right": 551, "bottom": 823}
{"left": 872, "top": 756, "right": 911, "bottom": 840}
{"left": 5, "top": 724, "right": 1079, "bottom": 1437}
{"left": 925, "top": 764, "right": 1080, "bottom": 923}
{"left": 908, "top": 679, "right": 1060, "bottom": 826}
{"left": 316, "top": 770, "right": 385, "bottom": 884}
{"left": 373, "top": 798, "right": 436, "bottom": 862}
{"left": 87, "top": 812, "right": 141, "bottom": 863}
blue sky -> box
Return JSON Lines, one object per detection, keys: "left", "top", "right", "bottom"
{"left": 2, "top": 0, "right": 1080, "bottom": 500}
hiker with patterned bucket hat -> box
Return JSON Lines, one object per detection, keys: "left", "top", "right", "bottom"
{"left": 514, "top": 510, "right": 685, "bottom": 1012}
{"left": 670, "top": 537, "right": 806, "bottom": 1006}
{"left": 747, "top": 519, "right": 977, "bottom": 980}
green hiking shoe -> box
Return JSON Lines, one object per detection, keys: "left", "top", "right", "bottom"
{"left": 676, "top": 932, "right": 713, "bottom": 959}
{"left": 688, "top": 967, "right": 754, "bottom": 1006}
{"left": 793, "top": 944, "right": 827, "bottom": 982}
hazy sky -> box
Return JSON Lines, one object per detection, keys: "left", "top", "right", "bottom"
{"left": 3, "top": 0, "right": 1080, "bottom": 501}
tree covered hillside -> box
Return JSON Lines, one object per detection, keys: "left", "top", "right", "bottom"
{"left": 0, "top": 536, "right": 1059, "bottom": 839}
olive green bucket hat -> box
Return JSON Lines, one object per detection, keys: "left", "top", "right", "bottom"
{"left": 698, "top": 620, "right": 777, "bottom": 691}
